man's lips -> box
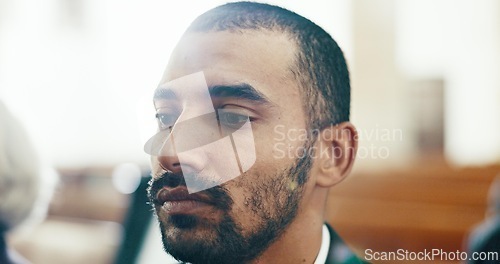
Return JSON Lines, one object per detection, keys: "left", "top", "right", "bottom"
{"left": 155, "top": 186, "right": 212, "bottom": 204}
{"left": 155, "top": 187, "right": 214, "bottom": 215}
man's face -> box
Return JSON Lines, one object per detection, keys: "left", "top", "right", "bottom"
{"left": 148, "top": 30, "right": 315, "bottom": 263}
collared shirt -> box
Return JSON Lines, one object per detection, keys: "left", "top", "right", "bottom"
{"left": 314, "top": 224, "right": 331, "bottom": 264}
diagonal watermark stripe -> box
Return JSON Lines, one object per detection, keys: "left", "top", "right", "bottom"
{"left": 144, "top": 72, "right": 256, "bottom": 193}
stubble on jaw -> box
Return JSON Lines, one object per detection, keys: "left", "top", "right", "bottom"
{"left": 148, "top": 138, "right": 315, "bottom": 264}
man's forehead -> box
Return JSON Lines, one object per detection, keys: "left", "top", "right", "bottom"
{"left": 162, "top": 31, "right": 297, "bottom": 81}
{"left": 158, "top": 30, "right": 300, "bottom": 105}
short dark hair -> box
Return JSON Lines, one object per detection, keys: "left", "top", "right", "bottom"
{"left": 186, "top": 1, "right": 351, "bottom": 130}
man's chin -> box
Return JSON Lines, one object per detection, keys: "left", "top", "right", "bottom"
{"left": 158, "top": 217, "right": 223, "bottom": 264}
{"left": 168, "top": 214, "right": 199, "bottom": 229}
{"left": 159, "top": 214, "right": 216, "bottom": 241}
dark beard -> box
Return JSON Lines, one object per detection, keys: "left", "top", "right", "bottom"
{"left": 147, "top": 142, "right": 314, "bottom": 264}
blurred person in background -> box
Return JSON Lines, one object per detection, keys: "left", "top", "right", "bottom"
{"left": 0, "top": 100, "right": 56, "bottom": 264}
{"left": 466, "top": 175, "right": 500, "bottom": 263}
{"left": 146, "top": 2, "right": 363, "bottom": 263}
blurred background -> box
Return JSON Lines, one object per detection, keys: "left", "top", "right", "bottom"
{"left": 0, "top": 0, "right": 499, "bottom": 263}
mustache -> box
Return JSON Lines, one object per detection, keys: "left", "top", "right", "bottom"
{"left": 148, "top": 171, "right": 233, "bottom": 211}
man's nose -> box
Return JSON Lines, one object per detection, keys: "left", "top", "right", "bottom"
{"left": 144, "top": 128, "right": 182, "bottom": 173}
{"left": 157, "top": 137, "right": 182, "bottom": 174}
{"left": 146, "top": 112, "right": 221, "bottom": 172}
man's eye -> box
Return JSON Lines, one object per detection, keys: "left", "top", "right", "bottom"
{"left": 155, "top": 113, "right": 177, "bottom": 130}
{"left": 218, "top": 111, "right": 249, "bottom": 128}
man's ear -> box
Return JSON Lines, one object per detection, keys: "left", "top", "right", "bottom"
{"left": 314, "top": 122, "right": 358, "bottom": 188}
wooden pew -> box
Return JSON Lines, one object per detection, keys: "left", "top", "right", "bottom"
{"left": 326, "top": 163, "right": 499, "bottom": 263}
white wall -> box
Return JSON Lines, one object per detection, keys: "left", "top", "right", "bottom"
{"left": 395, "top": 0, "right": 500, "bottom": 166}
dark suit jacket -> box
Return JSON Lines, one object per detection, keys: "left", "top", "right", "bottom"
{"left": 466, "top": 216, "right": 500, "bottom": 264}
{"left": 325, "top": 223, "right": 367, "bottom": 264}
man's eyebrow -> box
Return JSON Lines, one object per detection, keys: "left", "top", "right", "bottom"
{"left": 153, "top": 88, "right": 177, "bottom": 100}
{"left": 153, "top": 83, "right": 271, "bottom": 104}
{"left": 209, "top": 84, "right": 270, "bottom": 104}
